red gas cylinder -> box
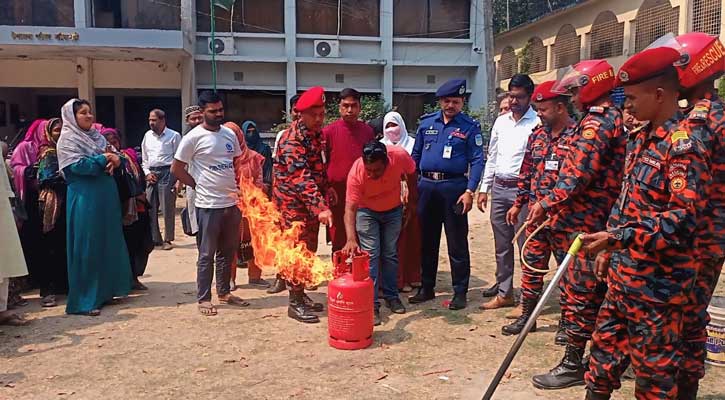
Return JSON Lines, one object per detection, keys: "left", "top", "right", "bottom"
{"left": 327, "top": 250, "right": 374, "bottom": 350}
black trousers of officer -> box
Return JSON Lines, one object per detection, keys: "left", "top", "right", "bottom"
{"left": 417, "top": 176, "right": 470, "bottom": 295}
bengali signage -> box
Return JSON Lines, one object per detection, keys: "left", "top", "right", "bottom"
{"left": 11, "top": 31, "right": 79, "bottom": 41}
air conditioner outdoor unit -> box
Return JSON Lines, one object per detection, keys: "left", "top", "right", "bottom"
{"left": 314, "top": 40, "right": 340, "bottom": 58}
{"left": 208, "top": 37, "right": 235, "bottom": 55}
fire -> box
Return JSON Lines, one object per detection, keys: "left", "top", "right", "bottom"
{"left": 237, "top": 177, "right": 332, "bottom": 286}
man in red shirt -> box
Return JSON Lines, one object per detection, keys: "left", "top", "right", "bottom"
{"left": 324, "top": 88, "right": 375, "bottom": 252}
{"left": 342, "top": 141, "right": 416, "bottom": 326}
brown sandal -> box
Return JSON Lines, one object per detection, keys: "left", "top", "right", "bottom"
{"left": 219, "top": 295, "right": 249, "bottom": 307}
{"left": 198, "top": 302, "right": 217, "bottom": 316}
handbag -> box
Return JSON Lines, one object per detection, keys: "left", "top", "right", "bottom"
{"left": 181, "top": 207, "right": 196, "bottom": 236}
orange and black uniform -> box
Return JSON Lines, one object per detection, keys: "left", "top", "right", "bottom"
{"left": 539, "top": 104, "right": 626, "bottom": 348}
{"left": 585, "top": 114, "right": 711, "bottom": 398}
{"left": 678, "top": 94, "right": 725, "bottom": 387}
{"left": 513, "top": 120, "right": 577, "bottom": 300}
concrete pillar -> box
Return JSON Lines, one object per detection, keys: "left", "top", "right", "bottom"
{"left": 579, "top": 33, "right": 588, "bottom": 61}
{"left": 469, "top": 0, "right": 491, "bottom": 111}
{"left": 678, "top": 0, "right": 691, "bottom": 34}
{"left": 545, "top": 44, "right": 553, "bottom": 71}
{"left": 180, "top": 0, "right": 197, "bottom": 130}
{"left": 74, "top": 0, "right": 89, "bottom": 28}
{"left": 284, "top": 0, "right": 297, "bottom": 119}
{"left": 181, "top": 56, "right": 196, "bottom": 115}
{"left": 76, "top": 57, "right": 95, "bottom": 110}
{"left": 380, "top": 0, "right": 394, "bottom": 107}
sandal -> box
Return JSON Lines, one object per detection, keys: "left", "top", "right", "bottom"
{"left": 198, "top": 302, "right": 217, "bottom": 316}
{"left": 0, "top": 313, "right": 30, "bottom": 326}
{"left": 218, "top": 295, "right": 250, "bottom": 307}
{"left": 86, "top": 309, "right": 101, "bottom": 317}
{"left": 41, "top": 295, "right": 57, "bottom": 307}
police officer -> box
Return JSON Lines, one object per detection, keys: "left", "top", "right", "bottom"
{"left": 672, "top": 32, "right": 725, "bottom": 398}
{"left": 581, "top": 46, "right": 711, "bottom": 400}
{"left": 408, "top": 79, "right": 485, "bottom": 310}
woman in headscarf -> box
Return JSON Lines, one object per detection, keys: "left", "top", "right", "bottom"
{"left": 34, "top": 118, "right": 69, "bottom": 307}
{"left": 224, "top": 122, "right": 270, "bottom": 290}
{"left": 57, "top": 99, "right": 131, "bottom": 316}
{"left": 241, "top": 120, "right": 273, "bottom": 192}
{"left": 10, "top": 119, "right": 47, "bottom": 293}
{"left": 102, "top": 128, "right": 153, "bottom": 291}
{"left": 380, "top": 111, "right": 420, "bottom": 292}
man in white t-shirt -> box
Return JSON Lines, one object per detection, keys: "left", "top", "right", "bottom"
{"left": 172, "top": 91, "right": 249, "bottom": 316}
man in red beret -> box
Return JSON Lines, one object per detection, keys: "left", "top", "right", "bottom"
{"left": 501, "top": 80, "right": 576, "bottom": 341}
{"left": 580, "top": 46, "right": 712, "bottom": 399}
{"left": 273, "top": 86, "right": 333, "bottom": 324}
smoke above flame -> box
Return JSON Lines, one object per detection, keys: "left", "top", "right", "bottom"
{"left": 237, "top": 177, "right": 332, "bottom": 286}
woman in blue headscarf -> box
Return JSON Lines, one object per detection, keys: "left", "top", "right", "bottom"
{"left": 241, "top": 121, "right": 272, "bottom": 192}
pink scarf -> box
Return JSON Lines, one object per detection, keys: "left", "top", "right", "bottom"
{"left": 10, "top": 119, "right": 48, "bottom": 200}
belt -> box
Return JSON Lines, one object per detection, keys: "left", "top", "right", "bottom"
{"left": 422, "top": 171, "right": 465, "bottom": 181}
{"left": 494, "top": 177, "right": 519, "bottom": 188}
{"left": 149, "top": 165, "right": 171, "bottom": 171}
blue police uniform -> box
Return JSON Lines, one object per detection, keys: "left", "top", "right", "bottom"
{"left": 411, "top": 79, "right": 485, "bottom": 298}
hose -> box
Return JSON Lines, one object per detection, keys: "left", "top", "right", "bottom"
{"left": 512, "top": 216, "right": 553, "bottom": 274}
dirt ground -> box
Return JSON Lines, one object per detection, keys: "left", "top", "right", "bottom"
{"left": 1, "top": 199, "right": 724, "bottom": 400}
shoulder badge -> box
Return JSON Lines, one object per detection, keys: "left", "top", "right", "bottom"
{"left": 475, "top": 134, "right": 483, "bottom": 147}
{"left": 670, "top": 130, "right": 689, "bottom": 143}
{"left": 581, "top": 128, "right": 597, "bottom": 140}
{"left": 688, "top": 100, "right": 711, "bottom": 122}
{"left": 588, "top": 106, "right": 605, "bottom": 114}
{"left": 670, "top": 176, "right": 686, "bottom": 193}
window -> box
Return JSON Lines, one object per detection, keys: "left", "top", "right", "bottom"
{"left": 635, "top": 0, "right": 679, "bottom": 52}
{"left": 498, "top": 46, "right": 517, "bottom": 80}
{"left": 0, "top": 0, "right": 74, "bottom": 27}
{"left": 393, "top": 92, "right": 437, "bottom": 133}
{"left": 553, "top": 24, "right": 580, "bottom": 69}
{"left": 222, "top": 90, "right": 286, "bottom": 132}
{"left": 196, "top": 0, "right": 284, "bottom": 33}
{"left": 394, "top": 0, "right": 470, "bottom": 39}
{"left": 297, "top": 0, "right": 379, "bottom": 36}
{"left": 521, "top": 37, "right": 546, "bottom": 73}
{"left": 692, "top": 0, "right": 721, "bottom": 36}
{"left": 590, "top": 11, "right": 624, "bottom": 59}
{"left": 92, "top": 0, "right": 180, "bottom": 30}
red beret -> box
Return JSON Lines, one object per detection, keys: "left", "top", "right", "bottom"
{"left": 532, "top": 80, "right": 560, "bottom": 102}
{"left": 616, "top": 47, "right": 681, "bottom": 86}
{"left": 294, "top": 86, "right": 326, "bottom": 112}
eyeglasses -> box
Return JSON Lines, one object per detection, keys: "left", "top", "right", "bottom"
{"left": 363, "top": 144, "right": 387, "bottom": 157}
{"left": 509, "top": 94, "right": 530, "bottom": 102}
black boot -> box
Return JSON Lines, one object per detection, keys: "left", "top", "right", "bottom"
{"left": 302, "top": 293, "right": 324, "bottom": 312}
{"left": 287, "top": 290, "right": 320, "bottom": 323}
{"left": 584, "top": 390, "right": 610, "bottom": 400}
{"left": 501, "top": 296, "right": 537, "bottom": 336}
{"left": 675, "top": 378, "right": 698, "bottom": 400}
{"left": 267, "top": 274, "right": 286, "bottom": 294}
{"left": 531, "top": 344, "right": 586, "bottom": 389}
{"left": 555, "top": 319, "right": 567, "bottom": 346}
{"left": 408, "top": 287, "right": 435, "bottom": 304}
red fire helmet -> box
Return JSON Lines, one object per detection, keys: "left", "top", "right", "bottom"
{"left": 675, "top": 32, "right": 725, "bottom": 89}
{"left": 552, "top": 59, "right": 615, "bottom": 107}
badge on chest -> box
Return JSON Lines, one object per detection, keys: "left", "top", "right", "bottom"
{"left": 443, "top": 145, "right": 453, "bottom": 159}
{"left": 545, "top": 160, "right": 559, "bottom": 171}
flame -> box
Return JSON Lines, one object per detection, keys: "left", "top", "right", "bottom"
{"left": 237, "top": 177, "right": 332, "bottom": 286}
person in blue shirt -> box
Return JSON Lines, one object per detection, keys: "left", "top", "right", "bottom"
{"left": 408, "top": 79, "right": 485, "bottom": 310}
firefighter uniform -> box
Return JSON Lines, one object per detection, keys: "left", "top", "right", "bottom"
{"left": 585, "top": 46, "right": 712, "bottom": 400}
{"left": 531, "top": 60, "right": 626, "bottom": 391}
{"left": 409, "top": 79, "right": 485, "bottom": 310}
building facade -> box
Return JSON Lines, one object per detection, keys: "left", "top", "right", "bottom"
{"left": 0, "top": 0, "right": 493, "bottom": 146}
{"left": 493, "top": 0, "right": 725, "bottom": 88}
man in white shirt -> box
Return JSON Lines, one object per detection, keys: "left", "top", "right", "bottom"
{"left": 141, "top": 109, "right": 181, "bottom": 250}
{"left": 477, "top": 74, "right": 540, "bottom": 309}
{"left": 172, "top": 91, "right": 249, "bottom": 316}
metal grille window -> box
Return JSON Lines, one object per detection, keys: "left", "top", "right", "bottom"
{"left": 692, "top": 0, "right": 721, "bottom": 36}
{"left": 523, "top": 37, "right": 547, "bottom": 73}
{"left": 635, "top": 0, "right": 679, "bottom": 52}
{"left": 498, "top": 46, "right": 517, "bottom": 80}
{"left": 590, "top": 11, "right": 624, "bottom": 59}
{"left": 553, "top": 24, "right": 580, "bottom": 69}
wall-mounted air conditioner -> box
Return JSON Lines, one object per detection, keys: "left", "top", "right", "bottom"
{"left": 208, "top": 37, "right": 235, "bottom": 55}
{"left": 314, "top": 40, "right": 340, "bottom": 58}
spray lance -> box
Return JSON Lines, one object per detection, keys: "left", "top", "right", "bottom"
{"left": 481, "top": 230, "right": 584, "bottom": 400}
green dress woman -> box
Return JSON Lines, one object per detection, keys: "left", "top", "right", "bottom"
{"left": 56, "top": 99, "right": 131, "bottom": 315}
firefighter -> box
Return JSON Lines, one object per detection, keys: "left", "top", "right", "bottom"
{"left": 273, "top": 86, "right": 333, "bottom": 324}
{"left": 672, "top": 32, "right": 725, "bottom": 398}
{"left": 580, "top": 45, "right": 712, "bottom": 400}
{"left": 527, "top": 60, "right": 626, "bottom": 390}
{"left": 502, "top": 80, "right": 577, "bottom": 342}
